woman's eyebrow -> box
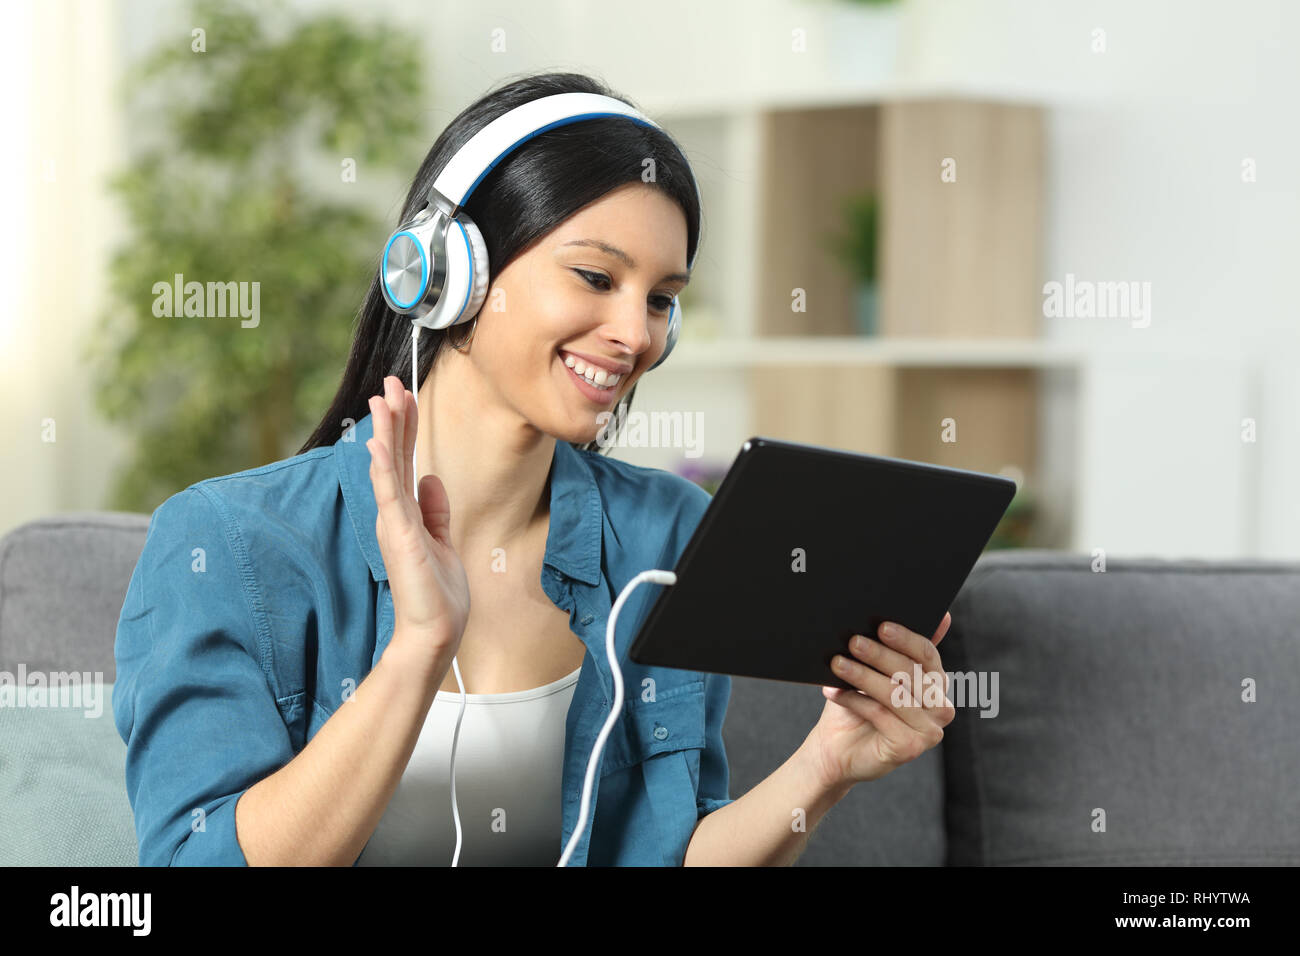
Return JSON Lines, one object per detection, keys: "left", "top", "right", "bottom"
{"left": 561, "top": 238, "right": 690, "bottom": 284}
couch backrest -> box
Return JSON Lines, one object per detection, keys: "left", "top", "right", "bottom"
{"left": 942, "top": 548, "right": 1300, "bottom": 865}
{"left": 0, "top": 512, "right": 150, "bottom": 682}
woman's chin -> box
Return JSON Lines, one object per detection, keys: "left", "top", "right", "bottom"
{"left": 553, "top": 386, "right": 627, "bottom": 441}
{"left": 537, "top": 407, "right": 604, "bottom": 447}
{"left": 573, "top": 420, "right": 610, "bottom": 447}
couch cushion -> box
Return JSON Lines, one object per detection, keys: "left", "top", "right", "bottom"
{"left": 0, "top": 512, "right": 150, "bottom": 682}
{"left": 725, "top": 675, "right": 946, "bottom": 865}
{"left": 943, "top": 549, "right": 1300, "bottom": 865}
{"left": 0, "top": 682, "right": 137, "bottom": 865}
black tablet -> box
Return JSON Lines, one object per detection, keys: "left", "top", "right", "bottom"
{"left": 628, "top": 436, "right": 1018, "bottom": 689}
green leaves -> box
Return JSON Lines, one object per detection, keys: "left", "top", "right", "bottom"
{"left": 824, "top": 191, "right": 880, "bottom": 285}
{"left": 92, "top": 0, "right": 426, "bottom": 511}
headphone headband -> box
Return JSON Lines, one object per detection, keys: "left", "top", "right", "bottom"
{"left": 381, "top": 90, "right": 696, "bottom": 369}
{"left": 431, "top": 91, "right": 698, "bottom": 270}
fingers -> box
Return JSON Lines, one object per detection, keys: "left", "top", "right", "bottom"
{"left": 845, "top": 633, "right": 915, "bottom": 689}
{"left": 367, "top": 378, "right": 413, "bottom": 522}
{"left": 831, "top": 651, "right": 922, "bottom": 719}
{"left": 369, "top": 376, "right": 418, "bottom": 498}
{"left": 932, "top": 611, "right": 953, "bottom": 647}
{"left": 365, "top": 425, "right": 400, "bottom": 514}
{"left": 831, "top": 645, "right": 952, "bottom": 734}
{"left": 823, "top": 685, "right": 915, "bottom": 741}
{"left": 883, "top": 617, "right": 954, "bottom": 704}
{"left": 368, "top": 390, "right": 389, "bottom": 464}
{"left": 877, "top": 620, "right": 944, "bottom": 673}
{"left": 384, "top": 377, "right": 408, "bottom": 497}
{"left": 825, "top": 685, "right": 944, "bottom": 764}
{"left": 872, "top": 620, "right": 953, "bottom": 697}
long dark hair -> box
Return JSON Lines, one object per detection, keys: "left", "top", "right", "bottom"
{"left": 297, "top": 70, "right": 702, "bottom": 457}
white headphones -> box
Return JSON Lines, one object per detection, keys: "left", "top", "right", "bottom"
{"left": 379, "top": 91, "right": 698, "bottom": 372}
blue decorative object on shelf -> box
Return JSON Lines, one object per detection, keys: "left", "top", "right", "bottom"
{"left": 855, "top": 281, "right": 879, "bottom": 337}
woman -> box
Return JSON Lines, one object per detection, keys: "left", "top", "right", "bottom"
{"left": 113, "top": 70, "right": 955, "bottom": 867}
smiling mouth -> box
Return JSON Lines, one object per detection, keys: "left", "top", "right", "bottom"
{"left": 559, "top": 349, "right": 626, "bottom": 387}
{"left": 559, "top": 349, "right": 623, "bottom": 403}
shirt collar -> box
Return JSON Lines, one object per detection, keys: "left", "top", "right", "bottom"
{"left": 334, "top": 411, "right": 603, "bottom": 588}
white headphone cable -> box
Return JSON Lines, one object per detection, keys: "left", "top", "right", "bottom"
{"left": 410, "top": 322, "right": 467, "bottom": 868}
{"left": 557, "top": 568, "right": 676, "bottom": 867}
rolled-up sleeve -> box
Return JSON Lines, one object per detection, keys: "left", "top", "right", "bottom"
{"left": 113, "top": 487, "right": 292, "bottom": 866}
{"left": 696, "top": 669, "right": 735, "bottom": 818}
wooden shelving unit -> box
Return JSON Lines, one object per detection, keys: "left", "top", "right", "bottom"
{"left": 629, "top": 91, "right": 1078, "bottom": 550}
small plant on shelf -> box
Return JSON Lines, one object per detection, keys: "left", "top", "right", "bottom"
{"left": 824, "top": 190, "right": 880, "bottom": 337}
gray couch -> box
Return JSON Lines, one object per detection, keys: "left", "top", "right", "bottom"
{"left": 3, "top": 512, "right": 1298, "bottom": 865}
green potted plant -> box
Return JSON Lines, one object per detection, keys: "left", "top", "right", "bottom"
{"left": 84, "top": 0, "right": 424, "bottom": 512}
{"left": 824, "top": 191, "right": 880, "bottom": 337}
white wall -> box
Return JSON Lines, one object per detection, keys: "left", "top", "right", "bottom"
{"left": 2, "top": 0, "right": 124, "bottom": 538}
{"left": 900, "top": 0, "right": 1300, "bottom": 558}
{"left": 1045, "top": 100, "right": 1300, "bottom": 559}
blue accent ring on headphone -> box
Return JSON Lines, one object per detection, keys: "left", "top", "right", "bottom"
{"left": 382, "top": 230, "right": 429, "bottom": 310}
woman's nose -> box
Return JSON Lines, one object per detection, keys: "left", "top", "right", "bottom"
{"left": 603, "top": 298, "right": 655, "bottom": 356}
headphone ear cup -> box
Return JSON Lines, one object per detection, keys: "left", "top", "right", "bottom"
{"left": 381, "top": 210, "right": 437, "bottom": 315}
{"left": 648, "top": 297, "right": 682, "bottom": 371}
{"left": 457, "top": 218, "right": 490, "bottom": 323}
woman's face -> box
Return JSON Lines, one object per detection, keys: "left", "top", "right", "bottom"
{"left": 462, "top": 181, "right": 690, "bottom": 445}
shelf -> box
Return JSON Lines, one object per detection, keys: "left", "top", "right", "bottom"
{"left": 639, "top": 93, "right": 1071, "bottom": 552}
{"left": 668, "top": 337, "right": 1085, "bottom": 369}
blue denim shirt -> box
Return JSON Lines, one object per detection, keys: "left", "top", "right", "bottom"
{"left": 113, "top": 410, "right": 734, "bottom": 866}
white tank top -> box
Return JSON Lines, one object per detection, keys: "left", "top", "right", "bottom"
{"left": 355, "top": 665, "right": 583, "bottom": 866}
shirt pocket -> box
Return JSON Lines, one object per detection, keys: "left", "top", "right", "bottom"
{"left": 601, "top": 679, "right": 707, "bottom": 866}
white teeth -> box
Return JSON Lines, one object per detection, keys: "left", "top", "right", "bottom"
{"left": 562, "top": 351, "right": 622, "bottom": 388}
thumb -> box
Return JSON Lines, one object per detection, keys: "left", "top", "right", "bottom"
{"left": 416, "top": 473, "right": 453, "bottom": 547}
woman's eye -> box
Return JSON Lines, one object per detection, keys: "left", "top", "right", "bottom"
{"left": 574, "top": 269, "right": 610, "bottom": 290}
{"left": 575, "top": 269, "right": 675, "bottom": 314}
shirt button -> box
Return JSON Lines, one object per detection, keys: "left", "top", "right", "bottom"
{"left": 653, "top": 725, "right": 669, "bottom": 740}
{"left": 580, "top": 614, "right": 593, "bottom": 625}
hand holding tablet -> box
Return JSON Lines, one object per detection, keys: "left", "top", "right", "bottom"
{"left": 805, "top": 610, "right": 957, "bottom": 787}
